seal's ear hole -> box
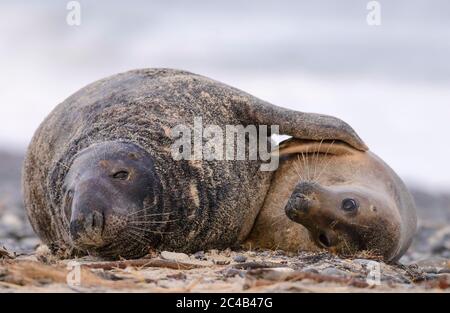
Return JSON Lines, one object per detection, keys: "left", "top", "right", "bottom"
{"left": 275, "top": 138, "right": 356, "bottom": 157}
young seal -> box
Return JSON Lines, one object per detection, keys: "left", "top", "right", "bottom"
{"left": 245, "top": 139, "right": 417, "bottom": 262}
{"left": 22, "top": 68, "right": 367, "bottom": 259}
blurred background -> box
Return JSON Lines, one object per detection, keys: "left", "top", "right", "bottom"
{"left": 0, "top": 0, "right": 449, "bottom": 262}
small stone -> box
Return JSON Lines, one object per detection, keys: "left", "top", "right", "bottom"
{"left": 233, "top": 254, "right": 247, "bottom": 263}
{"left": 320, "top": 267, "right": 349, "bottom": 277}
{"left": 166, "top": 272, "right": 187, "bottom": 280}
{"left": 193, "top": 251, "right": 207, "bottom": 260}
{"left": 214, "top": 259, "right": 231, "bottom": 266}
{"left": 422, "top": 267, "right": 440, "bottom": 274}
{"left": 438, "top": 268, "right": 450, "bottom": 274}
{"left": 353, "top": 259, "right": 373, "bottom": 266}
{"left": 302, "top": 267, "right": 319, "bottom": 274}
{"left": 417, "top": 257, "right": 450, "bottom": 274}
{"left": 221, "top": 268, "right": 244, "bottom": 278}
{"left": 160, "top": 251, "right": 190, "bottom": 262}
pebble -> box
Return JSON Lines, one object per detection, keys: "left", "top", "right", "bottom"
{"left": 233, "top": 254, "right": 247, "bottom": 263}
{"left": 214, "top": 259, "right": 231, "bottom": 266}
{"left": 166, "top": 272, "right": 187, "bottom": 280}
{"left": 160, "top": 251, "right": 190, "bottom": 262}
{"left": 302, "top": 267, "right": 319, "bottom": 274}
{"left": 320, "top": 267, "right": 349, "bottom": 277}
{"left": 193, "top": 251, "right": 207, "bottom": 260}
{"left": 416, "top": 257, "right": 450, "bottom": 274}
{"left": 353, "top": 259, "right": 375, "bottom": 266}
{"left": 221, "top": 268, "right": 245, "bottom": 278}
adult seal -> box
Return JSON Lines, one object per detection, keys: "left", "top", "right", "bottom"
{"left": 23, "top": 68, "right": 367, "bottom": 259}
{"left": 245, "top": 139, "right": 417, "bottom": 262}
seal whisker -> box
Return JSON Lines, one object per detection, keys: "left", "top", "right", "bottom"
{"left": 128, "top": 229, "right": 150, "bottom": 243}
{"left": 298, "top": 151, "right": 310, "bottom": 183}
{"left": 293, "top": 156, "right": 304, "bottom": 181}
{"left": 348, "top": 222, "right": 370, "bottom": 230}
{"left": 127, "top": 230, "right": 152, "bottom": 246}
{"left": 103, "top": 235, "right": 135, "bottom": 252}
{"left": 128, "top": 225, "right": 173, "bottom": 235}
{"left": 128, "top": 228, "right": 156, "bottom": 244}
{"left": 130, "top": 213, "right": 196, "bottom": 222}
{"left": 313, "top": 139, "right": 324, "bottom": 182}
{"left": 300, "top": 150, "right": 309, "bottom": 182}
{"left": 315, "top": 140, "right": 335, "bottom": 183}
{"left": 296, "top": 155, "right": 307, "bottom": 182}
{"left": 311, "top": 144, "right": 317, "bottom": 183}
{"left": 127, "top": 210, "right": 172, "bottom": 217}
{"left": 129, "top": 219, "right": 179, "bottom": 225}
{"left": 305, "top": 145, "right": 311, "bottom": 182}
{"left": 341, "top": 235, "right": 352, "bottom": 255}
{"left": 329, "top": 220, "right": 338, "bottom": 230}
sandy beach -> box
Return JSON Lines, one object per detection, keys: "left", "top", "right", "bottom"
{"left": 1, "top": 150, "right": 449, "bottom": 292}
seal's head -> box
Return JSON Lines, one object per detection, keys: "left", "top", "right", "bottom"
{"left": 279, "top": 139, "right": 416, "bottom": 262}
{"left": 62, "top": 141, "right": 163, "bottom": 258}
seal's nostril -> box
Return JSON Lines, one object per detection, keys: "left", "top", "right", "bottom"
{"left": 70, "top": 210, "right": 105, "bottom": 241}
{"left": 88, "top": 210, "right": 104, "bottom": 234}
{"left": 318, "top": 233, "right": 332, "bottom": 248}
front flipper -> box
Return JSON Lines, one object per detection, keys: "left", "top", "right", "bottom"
{"left": 243, "top": 100, "right": 368, "bottom": 151}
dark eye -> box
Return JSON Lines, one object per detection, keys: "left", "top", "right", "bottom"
{"left": 341, "top": 198, "right": 359, "bottom": 213}
{"left": 112, "top": 170, "right": 129, "bottom": 180}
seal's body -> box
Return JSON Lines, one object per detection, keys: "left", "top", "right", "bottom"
{"left": 245, "top": 139, "right": 417, "bottom": 262}
{"left": 23, "top": 69, "right": 366, "bottom": 259}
